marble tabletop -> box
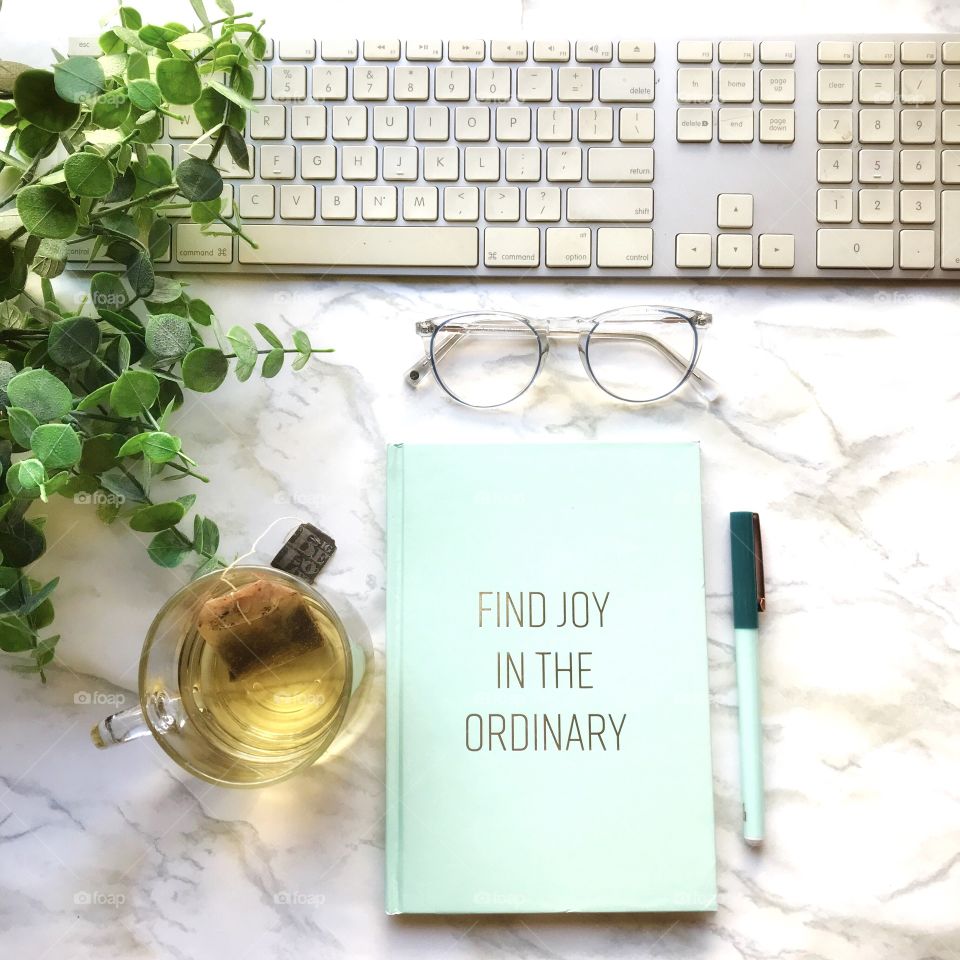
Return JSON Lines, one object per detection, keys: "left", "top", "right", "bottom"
{"left": 2, "top": 0, "right": 959, "bottom": 957}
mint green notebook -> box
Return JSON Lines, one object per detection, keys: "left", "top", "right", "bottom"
{"left": 386, "top": 443, "right": 716, "bottom": 915}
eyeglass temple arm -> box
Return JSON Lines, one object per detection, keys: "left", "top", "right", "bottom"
{"left": 404, "top": 330, "right": 464, "bottom": 389}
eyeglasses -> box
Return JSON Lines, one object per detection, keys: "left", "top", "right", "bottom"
{"left": 404, "top": 305, "right": 720, "bottom": 409}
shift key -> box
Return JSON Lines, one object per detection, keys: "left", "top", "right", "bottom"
{"left": 816, "top": 229, "right": 893, "bottom": 268}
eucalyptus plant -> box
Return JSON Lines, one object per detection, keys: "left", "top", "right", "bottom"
{"left": 0, "top": 1, "right": 326, "bottom": 679}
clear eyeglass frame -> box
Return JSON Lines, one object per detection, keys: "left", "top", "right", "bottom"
{"left": 404, "top": 305, "right": 720, "bottom": 409}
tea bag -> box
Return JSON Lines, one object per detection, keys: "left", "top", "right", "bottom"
{"left": 197, "top": 579, "right": 323, "bottom": 680}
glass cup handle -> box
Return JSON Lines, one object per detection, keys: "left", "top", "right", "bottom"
{"left": 92, "top": 704, "right": 152, "bottom": 749}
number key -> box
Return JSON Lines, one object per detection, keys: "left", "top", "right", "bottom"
{"left": 858, "top": 149, "right": 895, "bottom": 183}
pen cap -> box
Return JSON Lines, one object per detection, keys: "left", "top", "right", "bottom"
{"left": 730, "top": 512, "right": 763, "bottom": 629}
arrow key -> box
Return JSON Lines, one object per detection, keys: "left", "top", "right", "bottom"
{"left": 718, "top": 233, "right": 754, "bottom": 268}
{"left": 718, "top": 192, "right": 754, "bottom": 228}
{"left": 759, "top": 233, "right": 795, "bottom": 268}
{"left": 676, "top": 233, "right": 712, "bottom": 268}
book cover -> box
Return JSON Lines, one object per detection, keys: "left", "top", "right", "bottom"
{"left": 386, "top": 442, "right": 716, "bottom": 914}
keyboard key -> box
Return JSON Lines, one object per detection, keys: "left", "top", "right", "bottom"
{"left": 353, "top": 66, "right": 388, "bottom": 100}
{"left": 818, "top": 41, "right": 854, "bottom": 64}
{"left": 900, "top": 188, "right": 935, "bottom": 223}
{"left": 942, "top": 191, "right": 960, "bottom": 268}
{"left": 67, "top": 36, "right": 99, "bottom": 56}
{"left": 760, "top": 69, "right": 795, "bottom": 103}
{"left": 578, "top": 107, "right": 614, "bottom": 141}
{"left": 496, "top": 107, "right": 531, "bottom": 142}
{"left": 558, "top": 68, "right": 594, "bottom": 101}
{"left": 567, "top": 187, "right": 652, "bottom": 221}
{"left": 414, "top": 106, "right": 450, "bottom": 141}
{"left": 260, "top": 145, "right": 297, "bottom": 178}
{"left": 859, "top": 41, "right": 895, "bottom": 64}
{"left": 279, "top": 38, "right": 315, "bottom": 60}
{"left": 533, "top": 40, "right": 570, "bottom": 62}
{"left": 717, "top": 234, "right": 753, "bottom": 268}
{"left": 900, "top": 109, "right": 937, "bottom": 144}
{"left": 619, "top": 107, "right": 655, "bottom": 142}
{"left": 677, "top": 107, "right": 713, "bottom": 142}
{"left": 250, "top": 104, "right": 286, "bottom": 139}
{"left": 312, "top": 66, "right": 347, "bottom": 100}
{"left": 362, "top": 185, "right": 397, "bottom": 220}
{"left": 239, "top": 225, "right": 479, "bottom": 266}
{"left": 858, "top": 69, "right": 895, "bottom": 104}
{"left": 858, "top": 188, "right": 894, "bottom": 223}
{"left": 758, "top": 234, "right": 795, "bottom": 268}
{"left": 272, "top": 65, "right": 307, "bottom": 100}
{"left": 943, "top": 150, "right": 960, "bottom": 183}
{"left": 491, "top": 41, "right": 527, "bottom": 62}
{"left": 899, "top": 229, "right": 935, "bottom": 269}
{"left": 818, "top": 69, "right": 854, "bottom": 104}
{"left": 759, "top": 108, "right": 794, "bottom": 142}
{"left": 424, "top": 147, "right": 458, "bottom": 180}
{"left": 944, "top": 42, "right": 960, "bottom": 64}
{"left": 291, "top": 105, "right": 327, "bottom": 139}
{"left": 816, "top": 228, "right": 893, "bottom": 268}
{"left": 818, "top": 148, "right": 853, "bottom": 183}
{"left": 576, "top": 41, "right": 613, "bottom": 63}
{"left": 858, "top": 148, "right": 894, "bottom": 183}
{"left": 300, "top": 145, "right": 336, "bottom": 179}
{"left": 526, "top": 187, "right": 562, "bottom": 221}
{"left": 718, "top": 41, "right": 753, "bottom": 64}
{"left": 435, "top": 67, "right": 471, "bottom": 101}
{"left": 403, "top": 186, "right": 439, "bottom": 221}
{"left": 598, "top": 68, "right": 655, "bottom": 102}
{"left": 332, "top": 105, "right": 367, "bottom": 140}
{"left": 718, "top": 107, "right": 754, "bottom": 141}
{"left": 677, "top": 68, "right": 713, "bottom": 103}
{"left": 900, "top": 148, "right": 936, "bottom": 184}
{"left": 537, "top": 107, "right": 573, "bottom": 141}
{"left": 618, "top": 41, "right": 655, "bottom": 63}
{"left": 321, "top": 40, "right": 358, "bottom": 61}
{"left": 546, "top": 227, "right": 592, "bottom": 266}
{"left": 675, "top": 233, "right": 711, "bottom": 267}
{"left": 444, "top": 186, "right": 479, "bottom": 220}
{"left": 484, "top": 227, "right": 539, "bottom": 266}
{"left": 546, "top": 146, "right": 582, "bottom": 181}
{"left": 448, "top": 40, "right": 485, "bottom": 62}
{"left": 900, "top": 69, "right": 937, "bottom": 104}
{"left": 406, "top": 41, "right": 443, "bottom": 61}
{"left": 176, "top": 224, "right": 232, "bottom": 263}
{"left": 717, "top": 193, "right": 753, "bottom": 228}
{"left": 518, "top": 68, "right": 553, "bottom": 102}
{"left": 341, "top": 145, "right": 377, "bottom": 180}
{"left": 718, "top": 68, "right": 754, "bottom": 103}
{"left": 281, "top": 184, "right": 316, "bottom": 219}
{"left": 944, "top": 70, "right": 960, "bottom": 104}
{"left": 323, "top": 186, "right": 354, "bottom": 219}
{"left": 817, "top": 188, "right": 853, "bottom": 223}
{"left": 677, "top": 41, "right": 712, "bottom": 63}
{"left": 859, "top": 109, "right": 895, "bottom": 143}
{"left": 476, "top": 67, "right": 511, "bottom": 102}
{"left": 363, "top": 39, "right": 401, "bottom": 61}
{"left": 759, "top": 40, "right": 795, "bottom": 64}
{"left": 238, "top": 184, "right": 275, "bottom": 218}
{"left": 395, "top": 67, "right": 430, "bottom": 101}
{"left": 464, "top": 146, "right": 499, "bottom": 181}
{"left": 818, "top": 108, "right": 853, "bottom": 143}
{"left": 485, "top": 187, "right": 521, "bottom": 221}
{"left": 587, "top": 147, "right": 653, "bottom": 182}
{"left": 373, "top": 106, "right": 408, "bottom": 140}
{"left": 455, "top": 107, "right": 490, "bottom": 141}
{"left": 900, "top": 41, "right": 937, "bottom": 64}
{"left": 506, "top": 146, "right": 542, "bottom": 180}
{"left": 596, "top": 227, "right": 653, "bottom": 267}
{"left": 383, "top": 146, "right": 418, "bottom": 180}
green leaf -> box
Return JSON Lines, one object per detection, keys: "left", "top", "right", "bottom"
{"left": 126, "top": 51, "right": 151, "bottom": 82}
{"left": 140, "top": 431, "right": 182, "bottom": 463}
{"left": 30, "top": 424, "right": 82, "bottom": 469}
{"left": 100, "top": 467, "right": 146, "bottom": 503}
{"left": 0, "top": 519, "right": 45, "bottom": 566}
{"left": 0, "top": 615, "right": 34, "bottom": 652}
{"left": 14, "top": 69, "right": 80, "bottom": 132}
{"left": 132, "top": 153, "right": 173, "bottom": 197}
{"left": 129, "top": 500, "right": 186, "bottom": 533}
{"left": 207, "top": 78, "right": 257, "bottom": 112}
{"left": 15, "top": 124, "right": 57, "bottom": 160}
{"left": 190, "top": 196, "right": 221, "bottom": 225}
{"left": 76, "top": 383, "right": 114, "bottom": 412}
{"left": 120, "top": 6, "right": 143, "bottom": 29}
{"left": 47, "top": 316, "right": 102, "bottom": 366}
{"left": 6, "top": 369, "right": 73, "bottom": 422}
{"left": 193, "top": 514, "right": 220, "bottom": 556}
{"left": 7, "top": 459, "right": 47, "bottom": 500}
{"left": 7, "top": 407, "right": 40, "bottom": 449}
{"left": 53, "top": 57, "right": 106, "bottom": 104}
{"left": 145, "top": 313, "right": 193, "bottom": 358}
{"left": 189, "top": 0, "right": 211, "bottom": 27}
{"left": 126, "top": 78, "right": 162, "bottom": 111}
{"left": 78, "top": 434, "right": 122, "bottom": 473}
{"left": 64, "top": 152, "right": 115, "bottom": 198}
{"left": 90, "top": 272, "right": 129, "bottom": 314}
{"left": 292, "top": 329, "right": 312, "bottom": 355}
{"left": 175, "top": 156, "right": 222, "bottom": 202}
{"left": 138, "top": 23, "right": 187, "bottom": 50}
{"left": 193, "top": 87, "right": 242, "bottom": 132}
{"left": 110, "top": 369, "right": 160, "bottom": 417}
{"left": 226, "top": 325, "right": 256, "bottom": 366}
{"left": 261, "top": 348, "right": 284, "bottom": 378}
{"left": 156, "top": 59, "right": 201, "bottom": 105}
{"left": 222, "top": 124, "right": 250, "bottom": 168}
{"left": 188, "top": 299, "right": 214, "bottom": 326}
{"left": 30, "top": 238, "right": 68, "bottom": 280}
{"left": 92, "top": 92, "right": 130, "bottom": 128}
{"left": 148, "top": 220, "right": 171, "bottom": 261}
{"left": 254, "top": 323, "right": 283, "bottom": 349}
{"left": 214, "top": 0, "right": 235, "bottom": 15}
{"left": 125, "top": 250, "right": 155, "bottom": 299}
{"left": 181, "top": 347, "right": 228, "bottom": 392}
{"left": 147, "top": 528, "right": 190, "bottom": 567}
{"left": 97, "top": 498, "right": 121, "bottom": 524}
{"left": 16, "top": 185, "right": 79, "bottom": 241}
{"left": 146, "top": 277, "right": 182, "bottom": 305}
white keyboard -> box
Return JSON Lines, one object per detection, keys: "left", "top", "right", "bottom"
{"left": 69, "top": 34, "right": 960, "bottom": 278}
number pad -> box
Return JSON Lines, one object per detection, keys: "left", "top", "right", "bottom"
{"left": 859, "top": 149, "right": 895, "bottom": 183}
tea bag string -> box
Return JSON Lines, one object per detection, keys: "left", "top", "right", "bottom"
{"left": 216, "top": 515, "right": 303, "bottom": 617}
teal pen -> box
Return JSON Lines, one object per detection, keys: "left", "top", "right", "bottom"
{"left": 729, "top": 512, "right": 766, "bottom": 846}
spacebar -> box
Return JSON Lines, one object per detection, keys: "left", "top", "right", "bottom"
{"left": 238, "top": 225, "right": 479, "bottom": 267}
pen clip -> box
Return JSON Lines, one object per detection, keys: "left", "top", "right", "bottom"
{"left": 752, "top": 513, "right": 766, "bottom": 613}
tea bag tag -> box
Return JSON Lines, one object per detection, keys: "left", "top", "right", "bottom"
{"left": 270, "top": 523, "right": 336, "bottom": 583}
